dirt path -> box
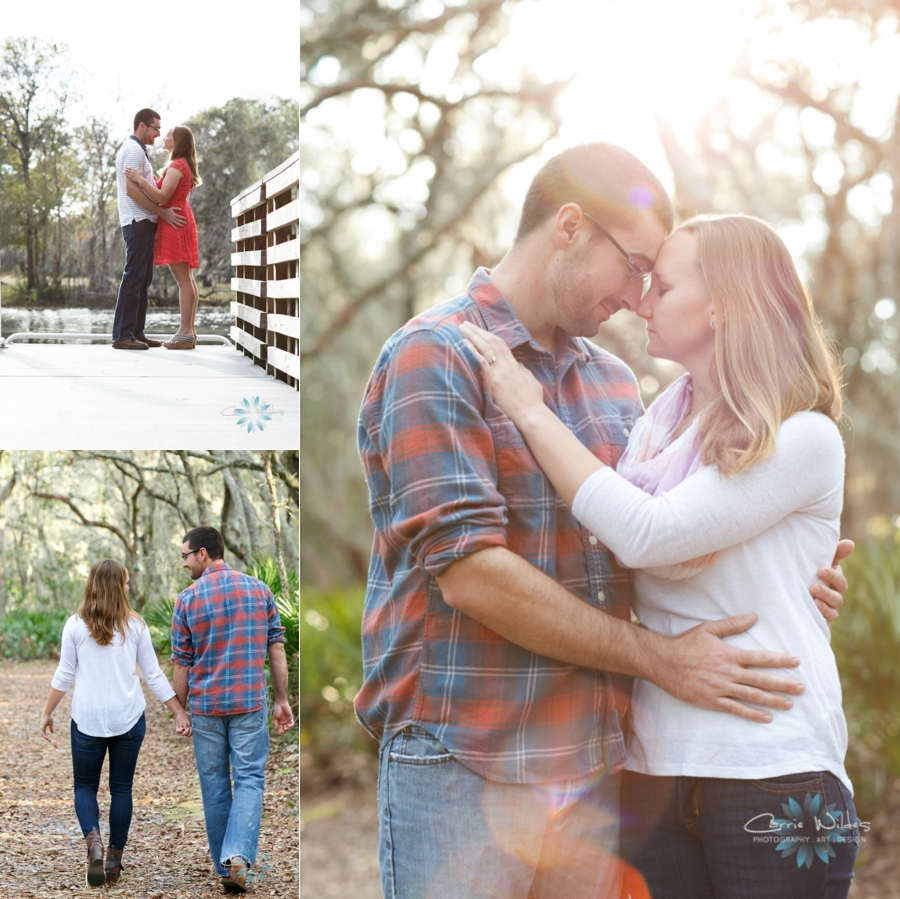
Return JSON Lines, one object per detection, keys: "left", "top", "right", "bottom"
{"left": 301, "top": 784, "right": 380, "bottom": 899}
{"left": 0, "top": 660, "right": 298, "bottom": 898}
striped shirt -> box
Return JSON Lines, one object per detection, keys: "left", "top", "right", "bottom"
{"left": 115, "top": 135, "right": 157, "bottom": 226}
{"left": 356, "top": 267, "right": 644, "bottom": 784}
{"left": 170, "top": 561, "right": 286, "bottom": 715}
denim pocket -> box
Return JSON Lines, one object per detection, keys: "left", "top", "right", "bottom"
{"left": 126, "top": 714, "right": 147, "bottom": 741}
{"left": 750, "top": 771, "right": 823, "bottom": 793}
{"left": 388, "top": 726, "right": 454, "bottom": 766}
{"left": 73, "top": 729, "right": 101, "bottom": 748}
{"left": 232, "top": 704, "right": 268, "bottom": 735}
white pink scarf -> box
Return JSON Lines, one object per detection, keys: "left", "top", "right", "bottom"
{"left": 617, "top": 373, "right": 702, "bottom": 492}
{"left": 615, "top": 374, "right": 706, "bottom": 578}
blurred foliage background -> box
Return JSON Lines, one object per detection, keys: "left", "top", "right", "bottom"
{"left": 300, "top": 0, "right": 900, "bottom": 817}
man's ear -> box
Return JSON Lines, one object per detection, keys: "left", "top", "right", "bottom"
{"left": 554, "top": 203, "right": 587, "bottom": 250}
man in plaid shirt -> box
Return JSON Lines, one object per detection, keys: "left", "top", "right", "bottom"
{"left": 357, "top": 143, "right": 850, "bottom": 898}
{"left": 171, "top": 526, "right": 293, "bottom": 893}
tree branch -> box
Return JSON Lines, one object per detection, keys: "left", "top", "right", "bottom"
{"left": 300, "top": 137, "right": 559, "bottom": 361}
{"left": 29, "top": 491, "right": 134, "bottom": 557}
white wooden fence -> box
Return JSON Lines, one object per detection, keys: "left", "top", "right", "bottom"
{"left": 230, "top": 151, "right": 299, "bottom": 389}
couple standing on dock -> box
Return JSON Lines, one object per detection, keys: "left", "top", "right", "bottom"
{"left": 111, "top": 108, "right": 202, "bottom": 351}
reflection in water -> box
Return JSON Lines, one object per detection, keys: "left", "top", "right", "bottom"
{"left": 0, "top": 307, "right": 234, "bottom": 340}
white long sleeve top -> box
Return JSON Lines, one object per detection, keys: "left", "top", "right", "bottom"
{"left": 51, "top": 614, "right": 176, "bottom": 737}
{"left": 572, "top": 411, "right": 851, "bottom": 790}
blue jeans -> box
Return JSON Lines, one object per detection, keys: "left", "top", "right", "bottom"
{"left": 71, "top": 715, "right": 146, "bottom": 849}
{"left": 191, "top": 703, "right": 269, "bottom": 876}
{"left": 620, "top": 770, "right": 859, "bottom": 899}
{"left": 378, "top": 725, "right": 622, "bottom": 899}
{"left": 113, "top": 218, "right": 157, "bottom": 340}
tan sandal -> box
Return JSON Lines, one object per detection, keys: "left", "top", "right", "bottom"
{"left": 163, "top": 335, "right": 197, "bottom": 350}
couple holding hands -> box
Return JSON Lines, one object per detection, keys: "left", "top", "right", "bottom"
{"left": 39, "top": 526, "right": 294, "bottom": 893}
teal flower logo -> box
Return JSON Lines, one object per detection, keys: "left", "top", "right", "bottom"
{"left": 247, "top": 853, "right": 271, "bottom": 884}
{"left": 771, "top": 793, "right": 849, "bottom": 867}
{"left": 235, "top": 396, "right": 273, "bottom": 433}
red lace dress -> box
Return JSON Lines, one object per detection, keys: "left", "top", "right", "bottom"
{"left": 154, "top": 157, "right": 199, "bottom": 268}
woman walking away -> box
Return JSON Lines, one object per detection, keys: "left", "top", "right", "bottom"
{"left": 40, "top": 560, "right": 191, "bottom": 888}
{"left": 125, "top": 125, "right": 202, "bottom": 349}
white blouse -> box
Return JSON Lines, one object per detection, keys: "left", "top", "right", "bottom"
{"left": 572, "top": 411, "right": 851, "bottom": 790}
{"left": 51, "top": 614, "right": 175, "bottom": 737}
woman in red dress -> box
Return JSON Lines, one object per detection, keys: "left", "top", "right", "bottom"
{"left": 125, "top": 126, "right": 201, "bottom": 349}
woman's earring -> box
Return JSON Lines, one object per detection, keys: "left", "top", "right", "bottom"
{"left": 709, "top": 317, "right": 716, "bottom": 330}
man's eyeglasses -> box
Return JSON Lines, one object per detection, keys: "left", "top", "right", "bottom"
{"left": 181, "top": 550, "right": 198, "bottom": 561}
{"left": 581, "top": 211, "right": 652, "bottom": 298}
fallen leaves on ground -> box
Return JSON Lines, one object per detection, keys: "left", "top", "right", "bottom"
{"left": 0, "top": 660, "right": 298, "bottom": 898}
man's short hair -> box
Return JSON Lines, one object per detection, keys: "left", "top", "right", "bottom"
{"left": 183, "top": 526, "right": 225, "bottom": 560}
{"left": 515, "top": 142, "right": 674, "bottom": 242}
{"left": 134, "top": 108, "right": 160, "bottom": 131}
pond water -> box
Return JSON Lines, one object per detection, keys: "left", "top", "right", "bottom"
{"left": 0, "top": 306, "right": 235, "bottom": 341}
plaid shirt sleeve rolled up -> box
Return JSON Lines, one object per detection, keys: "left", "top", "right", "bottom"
{"left": 355, "top": 268, "right": 644, "bottom": 784}
{"left": 170, "top": 561, "right": 286, "bottom": 716}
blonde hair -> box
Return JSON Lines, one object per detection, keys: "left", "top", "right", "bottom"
{"left": 77, "top": 560, "right": 144, "bottom": 646}
{"left": 167, "top": 125, "right": 201, "bottom": 187}
{"left": 679, "top": 214, "right": 842, "bottom": 474}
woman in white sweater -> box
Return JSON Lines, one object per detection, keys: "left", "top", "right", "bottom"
{"left": 461, "top": 214, "right": 858, "bottom": 898}
{"left": 40, "top": 560, "right": 190, "bottom": 888}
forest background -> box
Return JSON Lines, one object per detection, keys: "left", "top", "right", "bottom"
{"left": 300, "top": 0, "right": 900, "bottom": 836}
{"left": 0, "top": 36, "right": 299, "bottom": 306}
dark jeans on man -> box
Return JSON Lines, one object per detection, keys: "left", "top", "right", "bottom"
{"left": 71, "top": 714, "right": 146, "bottom": 849}
{"left": 113, "top": 218, "right": 157, "bottom": 341}
{"left": 620, "top": 769, "right": 859, "bottom": 899}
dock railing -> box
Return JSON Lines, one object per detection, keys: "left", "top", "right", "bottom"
{"left": 230, "top": 151, "right": 299, "bottom": 389}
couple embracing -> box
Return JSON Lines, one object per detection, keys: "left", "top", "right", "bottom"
{"left": 40, "top": 526, "right": 294, "bottom": 893}
{"left": 358, "top": 143, "right": 859, "bottom": 898}
{"left": 111, "top": 107, "right": 202, "bottom": 351}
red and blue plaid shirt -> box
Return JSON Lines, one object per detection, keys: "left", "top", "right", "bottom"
{"left": 356, "top": 268, "right": 643, "bottom": 784}
{"left": 171, "top": 561, "right": 286, "bottom": 715}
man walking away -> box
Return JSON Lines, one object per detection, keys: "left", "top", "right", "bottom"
{"left": 171, "top": 526, "right": 294, "bottom": 893}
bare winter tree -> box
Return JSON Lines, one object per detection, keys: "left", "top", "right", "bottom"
{"left": 20, "top": 451, "right": 298, "bottom": 608}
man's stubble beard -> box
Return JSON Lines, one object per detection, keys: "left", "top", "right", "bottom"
{"left": 551, "top": 255, "right": 604, "bottom": 340}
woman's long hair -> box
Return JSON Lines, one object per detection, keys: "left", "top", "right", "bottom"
{"left": 77, "top": 560, "right": 144, "bottom": 646}
{"left": 169, "top": 125, "right": 202, "bottom": 186}
{"left": 680, "top": 214, "right": 843, "bottom": 474}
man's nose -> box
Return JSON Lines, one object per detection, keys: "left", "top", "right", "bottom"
{"left": 617, "top": 280, "right": 644, "bottom": 313}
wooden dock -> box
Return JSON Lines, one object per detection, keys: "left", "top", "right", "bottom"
{"left": 0, "top": 344, "right": 299, "bottom": 449}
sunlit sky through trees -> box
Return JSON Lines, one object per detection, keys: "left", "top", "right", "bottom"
{"left": 303, "top": 0, "right": 900, "bottom": 274}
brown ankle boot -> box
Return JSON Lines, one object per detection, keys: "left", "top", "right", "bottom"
{"left": 221, "top": 857, "right": 249, "bottom": 892}
{"left": 84, "top": 828, "right": 104, "bottom": 887}
{"left": 105, "top": 846, "right": 124, "bottom": 883}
